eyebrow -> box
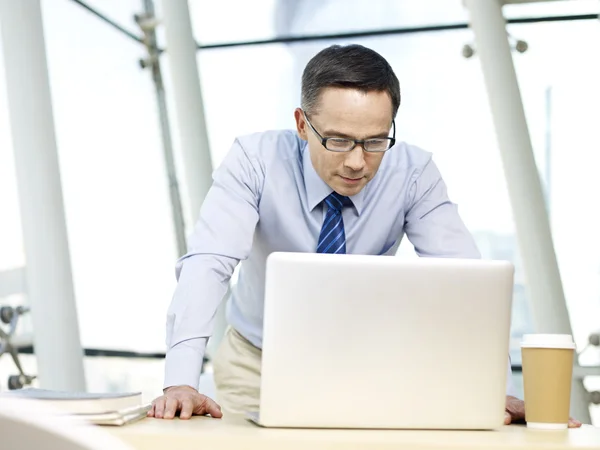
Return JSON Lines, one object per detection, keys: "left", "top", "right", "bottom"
{"left": 321, "top": 129, "right": 390, "bottom": 139}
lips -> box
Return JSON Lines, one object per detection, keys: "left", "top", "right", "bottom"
{"left": 339, "top": 175, "right": 363, "bottom": 184}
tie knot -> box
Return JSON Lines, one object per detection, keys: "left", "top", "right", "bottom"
{"left": 325, "top": 192, "right": 352, "bottom": 212}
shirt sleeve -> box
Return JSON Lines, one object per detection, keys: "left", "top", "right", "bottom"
{"left": 404, "top": 158, "right": 480, "bottom": 259}
{"left": 405, "top": 158, "right": 517, "bottom": 397}
{"left": 506, "top": 356, "right": 518, "bottom": 398}
{"left": 163, "top": 138, "right": 262, "bottom": 390}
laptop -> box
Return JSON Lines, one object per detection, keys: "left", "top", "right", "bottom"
{"left": 249, "top": 252, "right": 514, "bottom": 430}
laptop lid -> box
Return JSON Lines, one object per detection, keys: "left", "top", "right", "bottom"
{"left": 258, "top": 252, "right": 514, "bottom": 429}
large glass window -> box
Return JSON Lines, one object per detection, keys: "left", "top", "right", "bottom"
{"left": 0, "top": 0, "right": 178, "bottom": 393}
{"left": 188, "top": 0, "right": 600, "bottom": 45}
{"left": 1, "top": 2, "right": 598, "bottom": 421}
{"left": 195, "top": 9, "right": 600, "bottom": 405}
{"left": 37, "top": 0, "right": 178, "bottom": 353}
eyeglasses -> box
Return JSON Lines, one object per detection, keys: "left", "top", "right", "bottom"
{"left": 303, "top": 111, "right": 396, "bottom": 153}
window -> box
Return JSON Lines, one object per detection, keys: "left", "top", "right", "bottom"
{"left": 1, "top": 2, "right": 598, "bottom": 416}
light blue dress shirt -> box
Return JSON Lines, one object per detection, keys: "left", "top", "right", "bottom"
{"left": 164, "top": 129, "right": 516, "bottom": 397}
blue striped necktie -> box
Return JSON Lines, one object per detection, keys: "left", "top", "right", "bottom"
{"left": 317, "top": 192, "right": 352, "bottom": 254}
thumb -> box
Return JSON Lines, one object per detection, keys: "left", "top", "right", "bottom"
{"left": 197, "top": 396, "right": 223, "bottom": 418}
{"left": 206, "top": 398, "right": 223, "bottom": 418}
{"left": 504, "top": 411, "right": 512, "bottom": 425}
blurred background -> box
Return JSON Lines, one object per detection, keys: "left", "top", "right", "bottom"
{"left": 1, "top": 0, "right": 599, "bottom": 424}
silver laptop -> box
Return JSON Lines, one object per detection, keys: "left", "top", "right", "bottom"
{"left": 250, "top": 252, "right": 514, "bottom": 430}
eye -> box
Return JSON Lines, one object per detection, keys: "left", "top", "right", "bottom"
{"left": 327, "top": 138, "right": 352, "bottom": 150}
{"left": 365, "top": 139, "right": 389, "bottom": 151}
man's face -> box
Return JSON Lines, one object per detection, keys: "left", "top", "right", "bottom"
{"left": 295, "top": 87, "right": 393, "bottom": 197}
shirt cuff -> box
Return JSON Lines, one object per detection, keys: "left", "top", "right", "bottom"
{"left": 163, "top": 338, "right": 207, "bottom": 391}
{"left": 506, "top": 358, "right": 518, "bottom": 398}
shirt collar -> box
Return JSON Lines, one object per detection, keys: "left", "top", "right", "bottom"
{"left": 302, "top": 141, "right": 365, "bottom": 216}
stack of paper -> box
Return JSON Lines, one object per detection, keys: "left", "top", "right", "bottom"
{"left": 0, "top": 388, "right": 151, "bottom": 426}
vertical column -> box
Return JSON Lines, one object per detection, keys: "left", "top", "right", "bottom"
{"left": 463, "top": 0, "right": 589, "bottom": 422}
{"left": 0, "top": 0, "right": 86, "bottom": 390}
{"left": 158, "top": 0, "right": 225, "bottom": 358}
{"left": 158, "top": 0, "right": 213, "bottom": 222}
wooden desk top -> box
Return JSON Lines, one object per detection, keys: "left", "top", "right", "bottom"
{"left": 109, "top": 415, "right": 600, "bottom": 450}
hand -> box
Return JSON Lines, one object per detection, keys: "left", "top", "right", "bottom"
{"left": 504, "top": 395, "right": 582, "bottom": 428}
{"left": 147, "top": 385, "right": 223, "bottom": 420}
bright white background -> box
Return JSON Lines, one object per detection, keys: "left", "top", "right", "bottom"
{"left": 0, "top": 0, "right": 599, "bottom": 419}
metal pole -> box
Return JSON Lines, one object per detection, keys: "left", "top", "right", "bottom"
{"left": 544, "top": 86, "right": 552, "bottom": 216}
{"left": 0, "top": 0, "right": 86, "bottom": 390}
{"left": 137, "top": 0, "right": 187, "bottom": 258}
{"left": 463, "top": 0, "right": 590, "bottom": 423}
{"left": 157, "top": 0, "right": 226, "bottom": 360}
{"left": 158, "top": 0, "right": 213, "bottom": 223}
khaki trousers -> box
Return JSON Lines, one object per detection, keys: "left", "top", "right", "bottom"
{"left": 212, "top": 327, "right": 262, "bottom": 415}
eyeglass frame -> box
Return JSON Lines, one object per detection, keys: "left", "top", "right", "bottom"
{"left": 303, "top": 111, "right": 396, "bottom": 153}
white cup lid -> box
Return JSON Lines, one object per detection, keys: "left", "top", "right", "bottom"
{"left": 521, "top": 334, "right": 575, "bottom": 349}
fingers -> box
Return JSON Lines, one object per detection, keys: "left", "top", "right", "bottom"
{"left": 149, "top": 388, "right": 223, "bottom": 421}
{"left": 163, "top": 396, "right": 180, "bottom": 420}
{"left": 153, "top": 396, "right": 167, "bottom": 419}
{"left": 504, "top": 396, "right": 525, "bottom": 425}
{"left": 179, "top": 398, "right": 194, "bottom": 420}
{"left": 568, "top": 418, "right": 583, "bottom": 428}
{"left": 197, "top": 395, "right": 223, "bottom": 418}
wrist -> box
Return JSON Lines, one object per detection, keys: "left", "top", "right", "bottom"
{"left": 163, "top": 385, "right": 197, "bottom": 394}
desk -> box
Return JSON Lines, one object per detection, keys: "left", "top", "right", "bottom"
{"left": 109, "top": 416, "right": 600, "bottom": 450}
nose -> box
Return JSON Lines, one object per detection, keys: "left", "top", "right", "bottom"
{"left": 343, "top": 146, "right": 366, "bottom": 172}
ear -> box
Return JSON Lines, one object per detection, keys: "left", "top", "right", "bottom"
{"left": 294, "top": 108, "right": 308, "bottom": 141}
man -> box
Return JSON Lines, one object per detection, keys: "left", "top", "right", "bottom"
{"left": 148, "top": 44, "right": 580, "bottom": 427}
